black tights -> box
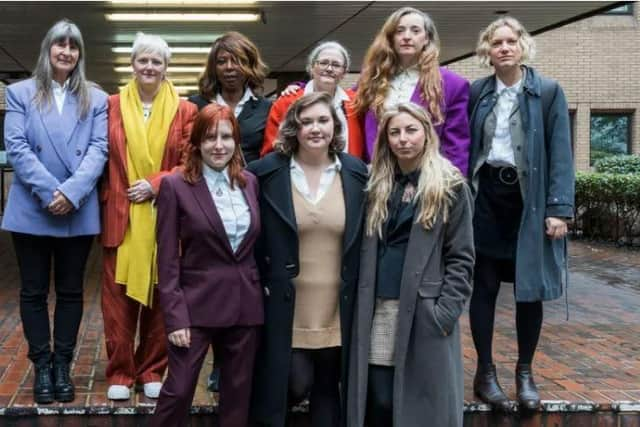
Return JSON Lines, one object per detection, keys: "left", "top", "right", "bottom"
{"left": 288, "top": 347, "right": 341, "bottom": 427}
{"left": 469, "top": 254, "right": 543, "bottom": 366}
{"left": 365, "top": 364, "right": 393, "bottom": 427}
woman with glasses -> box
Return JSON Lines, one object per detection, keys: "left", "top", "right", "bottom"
{"left": 260, "top": 41, "right": 365, "bottom": 160}
{"left": 353, "top": 7, "right": 470, "bottom": 171}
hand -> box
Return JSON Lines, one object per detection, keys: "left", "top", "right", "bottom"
{"left": 127, "top": 179, "right": 154, "bottom": 203}
{"left": 545, "top": 216, "right": 568, "bottom": 239}
{"left": 168, "top": 328, "right": 191, "bottom": 348}
{"left": 48, "top": 190, "right": 73, "bottom": 215}
{"left": 280, "top": 84, "right": 301, "bottom": 97}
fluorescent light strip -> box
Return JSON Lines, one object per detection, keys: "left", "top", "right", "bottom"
{"left": 110, "top": 0, "right": 256, "bottom": 4}
{"left": 106, "top": 12, "right": 261, "bottom": 22}
{"left": 114, "top": 34, "right": 219, "bottom": 43}
{"left": 112, "top": 46, "right": 210, "bottom": 54}
{"left": 115, "top": 65, "right": 205, "bottom": 73}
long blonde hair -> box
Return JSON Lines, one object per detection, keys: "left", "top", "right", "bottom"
{"left": 366, "top": 102, "right": 463, "bottom": 237}
{"left": 353, "top": 7, "right": 444, "bottom": 125}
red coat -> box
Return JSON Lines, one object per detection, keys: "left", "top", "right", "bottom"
{"left": 100, "top": 94, "right": 197, "bottom": 248}
{"left": 260, "top": 88, "right": 365, "bottom": 160}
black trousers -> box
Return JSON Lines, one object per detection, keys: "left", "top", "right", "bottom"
{"left": 288, "top": 347, "right": 341, "bottom": 427}
{"left": 12, "top": 232, "right": 94, "bottom": 367}
{"left": 365, "top": 364, "right": 394, "bottom": 427}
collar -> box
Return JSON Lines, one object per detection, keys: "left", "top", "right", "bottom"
{"left": 215, "top": 86, "right": 257, "bottom": 107}
{"left": 395, "top": 65, "right": 420, "bottom": 78}
{"left": 290, "top": 154, "right": 342, "bottom": 173}
{"left": 304, "top": 80, "right": 350, "bottom": 105}
{"left": 394, "top": 167, "right": 421, "bottom": 187}
{"left": 496, "top": 74, "right": 523, "bottom": 95}
{"left": 52, "top": 79, "right": 70, "bottom": 91}
{"left": 202, "top": 162, "right": 231, "bottom": 185}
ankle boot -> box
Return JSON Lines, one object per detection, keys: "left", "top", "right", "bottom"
{"left": 53, "top": 362, "right": 75, "bottom": 402}
{"left": 515, "top": 363, "right": 540, "bottom": 411}
{"left": 33, "top": 364, "right": 55, "bottom": 404}
{"left": 473, "top": 363, "right": 511, "bottom": 411}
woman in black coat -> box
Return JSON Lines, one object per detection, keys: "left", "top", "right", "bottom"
{"left": 248, "top": 92, "right": 367, "bottom": 427}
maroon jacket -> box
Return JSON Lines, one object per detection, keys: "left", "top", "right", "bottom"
{"left": 155, "top": 170, "right": 263, "bottom": 333}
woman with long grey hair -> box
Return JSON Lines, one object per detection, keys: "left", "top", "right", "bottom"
{"left": 1, "top": 19, "right": 108, "bottom": 404}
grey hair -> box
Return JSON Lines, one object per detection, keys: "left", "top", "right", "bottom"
{"left": 305, "top": 41, "right": 351, "bottom": 75}
{"left": 32, "top": 19, "right": 93, "bottom": 118}
{"left": 130, "top": 32, "right": 171, "bottom": 65}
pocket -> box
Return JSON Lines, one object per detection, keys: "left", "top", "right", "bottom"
{"left": 417, "top": 279, "right": 443, "bottom": 298}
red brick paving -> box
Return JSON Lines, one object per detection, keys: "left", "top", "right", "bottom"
{"left": 0, "top": 230, "right": 638, "bottom": 418}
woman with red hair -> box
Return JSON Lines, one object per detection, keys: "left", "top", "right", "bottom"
{"left": 150, "top": 103, "right": 263, "bottom": 427}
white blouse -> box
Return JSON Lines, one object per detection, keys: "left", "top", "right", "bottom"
{"left": 290, "top": 156, "right": 342, "bottom": 205}
{"left": 202, "top": 164, "right": 251, "bottom": 253}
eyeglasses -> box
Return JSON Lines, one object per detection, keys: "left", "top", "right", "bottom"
{"left": 315, "top": 60, "right": 345, "bottom": 70}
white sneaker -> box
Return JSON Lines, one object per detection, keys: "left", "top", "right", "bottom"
{"left": 107, "top": 385, "right": 130, "bottom": 400}
{"left": 143, "top": 382, "right": 163, "bottom": 399}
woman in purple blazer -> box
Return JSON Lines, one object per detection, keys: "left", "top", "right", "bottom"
{"left": 353, "top": 6, "right": 471, "bottom": 174}
{"left": 151, "top": 103, "right": 262, "bottom": 427}
{"left": 1, "top": 19, "right": 108, "bottom": 404}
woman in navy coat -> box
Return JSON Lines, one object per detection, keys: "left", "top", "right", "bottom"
{"left": 467, "top": 16, "right": 574, "bottom": 411}
{"left": 151, "top": 103, "right": 262, "bottom": 427}
{"left": 1, "top": 19, "right": 107, "bottom": 404}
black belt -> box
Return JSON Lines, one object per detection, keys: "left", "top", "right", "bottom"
{"left": 485, "top": 164, "right": 518, "bottom": 185}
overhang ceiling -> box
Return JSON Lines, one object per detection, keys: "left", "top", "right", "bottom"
{"left": 0, "top": 1, "right": 622, "bottom": 94}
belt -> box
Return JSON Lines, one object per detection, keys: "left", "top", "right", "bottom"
{"left": 485, "top": 164, "right": 518, "bottom": 185}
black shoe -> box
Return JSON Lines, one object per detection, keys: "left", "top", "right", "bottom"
{"left": 473, "top": 363, "right": 511, "bottom": 412}
{"left": 207, "top": 367, "right": 221, "bottom": 392}
{"left": 53, "top": 362, "right": 75, "bottom": 402}
{"left": 516, "top": 364, "right": 540, "bottom": 411}
{"left": 33, "top": 365, "right": 55, "bottom": 404}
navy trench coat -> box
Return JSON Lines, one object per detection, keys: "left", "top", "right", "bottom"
{"left": 468, "top": 65, "right": 575, "bottom": 302}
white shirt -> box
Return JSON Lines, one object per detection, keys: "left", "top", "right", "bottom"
{"left": 202, "top": 164, "right": 251, "bottom": 253}
{"left": 384, "top": 66, "right": 420, "bottom": 109}
{"left": 216, "top": 87, "right": 257, "bottom": 118}
{"left": 304, "top": 81, "right": 350, "bottom": 153}
{"left": 52, "top": 79, "right": 69, "bottom": 114}
{"left": 290, "top": 156, "right": 342, "bottom": 205}
{"left": 487, "top": 76, "right": 523, "bottom": 167}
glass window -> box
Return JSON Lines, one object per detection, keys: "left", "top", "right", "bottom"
{"left": 601, "top": 3, "right": 633, "bottom": 15}
{"left": 590, "top": 113, "right": 632, "bottom": 166}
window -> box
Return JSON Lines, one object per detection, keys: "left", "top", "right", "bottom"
{"left": 590, "top": 113, "right": 632, "bottom": 166}
{"left": 569, "top": 110, "right": 576, "bottom": 154}
{"left": 601, "top": 3, "right": 633, "bottom": 15}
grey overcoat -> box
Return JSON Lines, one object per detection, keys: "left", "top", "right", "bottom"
{"left": 347, "top": 183, "right": 475, "bottom": 427}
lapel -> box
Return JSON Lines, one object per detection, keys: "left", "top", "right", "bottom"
{"left": 234, "top": 173, "right": 259, "bottom": 256}
{"left": 237, "top": 97, "right": 257, "bottom": 123}
{"left": 39, "top": 92, "right": 81, "bottom": 172}
{"left": 191, "top": 177, "right": 234, "bottom": 256}
{"left": 262, "top": 156, "right": 297, "bottom": 234}
{"left": 339, "top": 155, "right": 366, "bottom": 258}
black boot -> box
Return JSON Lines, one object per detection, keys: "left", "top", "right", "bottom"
{"left": 473, "top": 363, "right": 511, "bottom": 412}
{"left": 53, "top": 362, "right": 75, "bottom": 402}
{"left": 515, "top": 363, "right": 540, "bottom": 411}
{"left": 33, "top": 364, "right": 55, "bottom": 404}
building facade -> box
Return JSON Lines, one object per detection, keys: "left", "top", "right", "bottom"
{"left": 446, "top": 3, "right": 640, "bottom": 171}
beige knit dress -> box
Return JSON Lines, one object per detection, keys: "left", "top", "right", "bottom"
{"left": 291, "top": 176, "right": 345, "bottom": 349}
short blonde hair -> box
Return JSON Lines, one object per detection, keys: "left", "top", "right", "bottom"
{"left": 130, "top": 32, "right": 171, "bottom": 65}
{"left": 476, "top": 16, "right": 536, "bottom": 68}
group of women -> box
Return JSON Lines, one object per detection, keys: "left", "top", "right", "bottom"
{"left": 2, "top": 6, "right": 574, "bottom": 427}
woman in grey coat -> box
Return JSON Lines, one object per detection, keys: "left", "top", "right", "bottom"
{"left": 347, "top": 102, "right": 474, "bottom": 427}
{"left": 467, "top": 17, "right": 574, "bottom": 411}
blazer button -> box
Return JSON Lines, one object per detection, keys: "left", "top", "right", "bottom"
{"left": 76, "top": 149, "right": 82, "bottom": 156}
{"left": 36, "top": 145, "right": 42, "bottom": 152}
{"left": 264, "top": 256, "right": 271, "bottom": 265}
{"left": 284, "top": 290, "right": 292, "bottom": 301}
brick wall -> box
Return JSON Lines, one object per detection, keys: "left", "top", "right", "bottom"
{"left": 446, "top": 4, "right": 640, "bottom": 171}
{"left": 0, "top": 82, "right": 5, "bottom": 110}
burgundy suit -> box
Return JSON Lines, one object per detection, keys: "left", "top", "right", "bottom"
{"left": 150, "top": 170, "right": 263, "bottom": 427}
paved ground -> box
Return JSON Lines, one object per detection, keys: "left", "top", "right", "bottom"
{"left": 0, "top": 231, "right": 638, "bottom": 411}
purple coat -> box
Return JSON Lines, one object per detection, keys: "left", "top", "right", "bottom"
{"left": 364, "top": 67, "right": 471, "bottom": 175}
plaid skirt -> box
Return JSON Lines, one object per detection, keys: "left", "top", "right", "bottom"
{"left": 368, "top": 298, "right": 400, "bottom": 366}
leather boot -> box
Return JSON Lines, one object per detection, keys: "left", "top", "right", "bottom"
{"left": 515, "top": 363, "right": 540, "bottom": 411}
{"left": 33, "top": 364, "right": 55, "bottom": 404}
{"left": 473, "top": 363, "right": 511, "bottom": 411}
{"left": 53, "top": 362, "right": 75, "bottom": 402}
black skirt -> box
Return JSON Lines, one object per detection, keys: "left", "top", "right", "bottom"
{"left": 473, "top": 163, "right": 523, "bottom": 260}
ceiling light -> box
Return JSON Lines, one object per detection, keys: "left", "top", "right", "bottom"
{"left": 106, "top": 12, "right": 262, "bottom": 22}
{"left": 115, "top": 65, "right": 205, "bottom": 73}
{"left": 110, "top": 0, "right": 256, "bottom": 4}
{"left": 114, "top": 33, "right": 220, "bottom": 43}
{"left": 112, "top": 46, "right": 211, "bottom": 54}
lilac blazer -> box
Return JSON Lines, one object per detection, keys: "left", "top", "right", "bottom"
{"left": 364, "top": 67, "right": 471, "bottom": 175}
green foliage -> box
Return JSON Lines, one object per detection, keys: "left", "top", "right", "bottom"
{"left": 594, "top": 155, "right": 640, "bottom": 174}
{"left": 574, "top": 171, "right": 640, "bottom": 244}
